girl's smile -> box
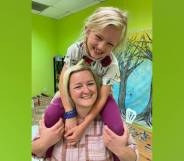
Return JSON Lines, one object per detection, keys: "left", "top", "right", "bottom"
{"left": 86, "top": 25, "right": 122, "bottom": 59}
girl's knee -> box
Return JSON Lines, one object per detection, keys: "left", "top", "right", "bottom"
{"left": 44, "top": 101, "right": 64, "bottom": 127}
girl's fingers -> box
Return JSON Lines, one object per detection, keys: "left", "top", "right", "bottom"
{"left": 68, "top": 141, "right": 77, "bottom": 146}
{"left": 65, "top": 135, "right": 75, "bottom": 141}
{"left": 65, "top": 126, "right": 69, "bottom": 132}
{"left": 64, "top": 128, "right": 74, "bottom": 137}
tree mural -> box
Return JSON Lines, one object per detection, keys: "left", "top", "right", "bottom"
{"left": 116, "top": 31, "right": 152, "bottom": 127}
{"left": 136, "top": 32, "right": 152, "bottom": 127}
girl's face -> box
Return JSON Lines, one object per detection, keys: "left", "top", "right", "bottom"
{"left": 69, "top": 70, "right": 97, "bottom": 109}
{"left": 86, "top": 25, "right": 122, "bottom": 59}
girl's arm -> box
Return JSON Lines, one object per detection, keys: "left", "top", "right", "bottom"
{"left": 59, "top": 64, "right": 72, "bottom": 112}
{"left": 59, "top": 64, "right": 77, "bottom": 129}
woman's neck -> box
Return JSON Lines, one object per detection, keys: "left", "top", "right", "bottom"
{"left": 76, "top": 105, "right": 92, "bottom": 119}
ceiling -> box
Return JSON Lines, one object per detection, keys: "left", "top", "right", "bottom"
{"left": 32, "top": 0, "right": 106, "bottom": 20}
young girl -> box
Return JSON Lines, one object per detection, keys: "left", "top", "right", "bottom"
{"left": 45, "top": 7, "right": 128, "bottom": 161}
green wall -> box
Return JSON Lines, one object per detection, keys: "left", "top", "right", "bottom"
{"left": 32, "top": 14, "right": 57, "bottom": 96}
{"left": 32, "top": 0, "right": 152, "bottom": 96}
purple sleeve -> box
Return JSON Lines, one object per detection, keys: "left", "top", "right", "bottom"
{"left": 44, "top": 97, "right": 65, "bottom": 158}
{"left": 100, "top": 96, "right": 124, "bottom": 135}
{"left": 100, "top": 96, "right": 124, "bottom": 161}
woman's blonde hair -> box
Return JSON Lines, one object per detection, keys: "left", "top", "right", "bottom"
{"left": 80, "top": 7, "right": 128, "bottom": 52}
{"left": 63, "top": 64, "right": 99, "bottom": 107}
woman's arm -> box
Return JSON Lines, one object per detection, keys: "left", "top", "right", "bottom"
{"left": 32, "top": 137, "right": 48, "bottom": 157}
{"left": 116, "top": 146, "right": 137, "bottom": 161}
{"left": 32, "top": 118, "right": 64, "bottom": 157}
{"left": 103, "top": 124, "right": 137, "bottom": 161}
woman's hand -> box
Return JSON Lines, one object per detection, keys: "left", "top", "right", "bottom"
{"left": 64, "top": 124, "right": 85, "bottom": 145}
{"left": 39, "top": 118, "right": 64, "bottom": 148}
{"left": 103, "top": 122, "right": 129, "bottom": 156}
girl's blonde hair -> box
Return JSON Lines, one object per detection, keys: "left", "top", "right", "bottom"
{"left": 63, "top": 64, "right": 99, "bottom": 107}
{"left": 80, "top": 7, "right": 128, "bottom": 52}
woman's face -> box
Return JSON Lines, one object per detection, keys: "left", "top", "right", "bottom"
{"left": 86, "top": 25, "right": 122, "bottom": 59}
{"left": 69, "top": 70, "right": 97, "bottom": 108}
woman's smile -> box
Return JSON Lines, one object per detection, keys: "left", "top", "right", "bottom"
{"left": 81, "top": 94, "right": 92, "bottom": 99}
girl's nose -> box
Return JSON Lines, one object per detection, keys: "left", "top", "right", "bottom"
{"left": 97, "top": 42, "right": 106, "bottom": 50}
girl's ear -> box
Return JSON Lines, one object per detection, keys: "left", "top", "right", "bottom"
{"left": 85, "top": 26, "right": 90, "bottom": 35}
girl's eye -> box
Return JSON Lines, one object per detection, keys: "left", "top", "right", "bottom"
{"left": 96, "top": 35, "right": 102, "bottom": 40}
{"left": 107, "top": 43, "right": 114, "bottom": 47}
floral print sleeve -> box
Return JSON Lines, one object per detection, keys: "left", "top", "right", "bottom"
{"left": 102, "top": 54, "right": 120, "bottom": 85}
{"left": 64, "top": 43, "right": 82, "bottom": 66}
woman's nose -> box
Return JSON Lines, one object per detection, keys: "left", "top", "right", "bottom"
{"left": 82, "top": 85, "right": 90, "bottom": 93}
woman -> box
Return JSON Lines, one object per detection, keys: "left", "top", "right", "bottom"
{"left": 32, "top": 65, "right": 138, "bottom": 161}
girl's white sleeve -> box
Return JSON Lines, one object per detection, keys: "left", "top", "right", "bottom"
{"left": 64, "top": 43, "right": 81, "bottom": 66}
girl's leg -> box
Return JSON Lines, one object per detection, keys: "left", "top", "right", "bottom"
{"left": 44, "top": 97, "right": 65, "bottom": 158}
{"left": 44, "top": 97, "right": 64, "bottom": 127}
{"left": 100, "top": 95, "right": 124, "bottom": 135}
{"left": 100, "top": 95, "right": 124, "bottom": 161}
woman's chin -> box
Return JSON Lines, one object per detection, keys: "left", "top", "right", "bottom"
{"left": 79, "top": 101, "right": 95, "bottom": 108}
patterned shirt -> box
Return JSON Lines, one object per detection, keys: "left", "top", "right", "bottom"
{"left": 64, "top": 42, "right": 120, "bottom": 85}
{"left": 49, "top": 118, "right": 138, "bottom": 161}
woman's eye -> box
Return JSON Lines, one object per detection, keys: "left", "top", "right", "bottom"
{"left": 88, "top": 82, "right": 95, "bottom": 86}
{"left": 74, "top": 86, "right": 82, "bottom": 89}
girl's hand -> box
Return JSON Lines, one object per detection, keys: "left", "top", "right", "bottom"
{"left": 103, "top": 122, "right": 129, "bottom": 156}
{"left": 39, "top": 118, "right": 64, "bottom": 148}
{"left": 64, "top": 124, "right": 85, "bottom": 145}
{"left": 65, "top": 117, "right": 77, "bottom": 131}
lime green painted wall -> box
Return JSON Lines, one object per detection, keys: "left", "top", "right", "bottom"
{"left": 32, "top": 0, "right": 151, "bottom": 96}
{"left": 32, "top": 14, "right": 57, "bottom": 96}
{"left": 57, "top": 0, "right": 152, "bottom": 55}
